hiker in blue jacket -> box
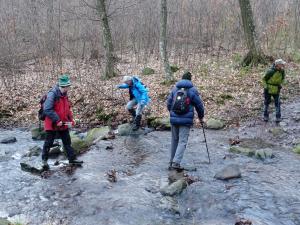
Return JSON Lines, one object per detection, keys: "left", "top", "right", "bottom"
{"left": 167, "top": 72, "right": 205, "bottom": 170}
{"left": 117, "top": 76, "right": 150, "bottom": 131}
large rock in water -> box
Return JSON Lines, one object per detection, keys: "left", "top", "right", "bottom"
{"left": 293, "top": 144, "right": 300, "bottom": 154}
{"left": 20, "top": 159, "right": 45, "bottom": 174}
{"left": 159, "top": 196, "right": 180, "bottom": 214}
{"left": 160, "top": 178, "right": 188, "bottom": 196}
{"left": 117, "top": 123, "right": 143, "bottom": 136}
{"left": 71, "top": 134, "right": 90, "bottom": 154}
{"left": 149, "top": 117, "right": 171, "bottom": 130}
{"left": 206, "top": 118, "right": 224, "bottom": 130}
{"left": 229, "top": 146, "right": 255, "bottom": 157}
{"left": 31, "top": 127, "right": 46, "bottom": 140}
{"left": 214, "top": 164, "right": 241, "bottom": 180}
{"left": 0, "top": 218, "right": 10, "bottom": 225}
{"left": 255, "top": 148, "right": 274, "bottom": 160}
{"left": 85, "top": 127, "right": 109, "bottom": 145}
{"left": 22, "top": 146, "right": 42, "bottom": 157}
{"left": 0, "top": 136, "right": 17, "bottom": 144}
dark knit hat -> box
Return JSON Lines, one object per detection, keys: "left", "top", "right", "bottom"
{"left": 182, "top": 71, "right": 192, "bottom": 80}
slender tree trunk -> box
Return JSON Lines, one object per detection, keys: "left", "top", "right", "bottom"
{"left": 238, "top": 0, "right": 266, "bottom": 66}
{"left": 97, "top": 0, "right": 116, "bottom": 79}
{"left": 159, "top": 0, "right": 173, "bottom": 81}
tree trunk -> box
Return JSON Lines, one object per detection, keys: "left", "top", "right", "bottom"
{"left": 238, "top": 0, "right": 266, "bottom": 66}
{"left": 97, "top": 0, "right": 116, "bottom": 79}
{"left": 159, "top": 0, "right": 173, "bottom": 81}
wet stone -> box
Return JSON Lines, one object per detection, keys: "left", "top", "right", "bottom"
{"left": 214, "top": 164, "right": 241, "bottom": 180}
{"left": 20, "top": 160, "right": 45, "bottom": 174}
{"left": 159, "top": 196, "right": 180, "bottom": 214}
{"left": 206, "top": 118, "right": 224, "bottom": 130}
{"left": 22, "top": 146, "right": 42, "bottom": 157}
{"left": 1, "top": 137, "right": 17, "bottom": 144}
{"left": 255, "top": 148, "right": 274, "bottom": 160}
{"left": 229, "top": 146, "right": 255, "bottom": 157}
{"left": 160, "top": 178, "right": 188, "bottom": 196}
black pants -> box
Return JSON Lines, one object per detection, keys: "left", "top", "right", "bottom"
{"left": 42, "top": 130, "right": 75, "bottom": 161}
{"left": 263, "top": 89, "right": 281, "bottom": 119}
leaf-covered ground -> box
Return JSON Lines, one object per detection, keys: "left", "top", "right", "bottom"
{"left": 0, "top": 52, "right": 299, "bottom": 128}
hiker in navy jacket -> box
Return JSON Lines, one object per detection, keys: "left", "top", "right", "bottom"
{"left": 167, "top": 72, "right": 205, "bottom": 170}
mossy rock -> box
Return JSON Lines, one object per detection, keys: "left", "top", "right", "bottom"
{"left": 293, "top": 145, "right": 300, "bottom": 154}
{"left": 117, "top": 123, "right": 133, "bottom": 136}
{"left": 31, "top": 127, "right": 46, "bottom": 140}
{"left": 170, "top": 65, "right": 180, "bottom": 73}
{"left": 142, "top": 67, "right": 155, "bottom": 75}
{"left": 85, "top": 127, "right": 109, "bottom": 145}
{"left": 229, "top": 146, "right": 255, "bottom": 157}
{"left": 71, "top": 134, "right": 90, "bottom": 154}
{"left": 0, "top": 218, "right": 10, "bottom": 225}
{"left": 149, "top": 117, "right": 171, "bottom": 130}
{"left": 206, "top": 118, "right": 224, "bottom": 130}
{"left": 269, "top": 127, "right": 285, "bottom": 136}
{"left": 255, "top": 149, "right": 274, "bottom": 160}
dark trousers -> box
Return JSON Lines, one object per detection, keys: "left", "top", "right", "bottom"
{"left": 263, "top": 89, "right": 281, "bottom": 119}
{"left": 42, "top": 130, "right": 75, "bottom": 161}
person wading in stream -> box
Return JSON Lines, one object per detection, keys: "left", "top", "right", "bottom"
{"left": 262, "top": 59, "right": 286, "bottom": 123}
{"left": 167, "top": 72, "right": 205, "bottom": 170}
{"left": 42, "top": 74, "right": 83, "bottom": 170}
{"left": 117, "top": 75, "right": 150, "bottom": 131}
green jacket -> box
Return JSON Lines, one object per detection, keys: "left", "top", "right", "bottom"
{"left": 262, "top": 65, "right": 285, "bottom": 95}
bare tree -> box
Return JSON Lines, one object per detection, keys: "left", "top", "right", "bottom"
{"left": 238, "top": 0, "right": 266, "bottom": 66}
{"left": 97, "top": 0, "right": 116, "bottom": 79}
{"left": 159, "top": 0, "right": 173, "bottom": 81}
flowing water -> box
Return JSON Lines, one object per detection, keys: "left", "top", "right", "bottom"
{"left": 0, "top": 101, "right": 299, "bottom": 225}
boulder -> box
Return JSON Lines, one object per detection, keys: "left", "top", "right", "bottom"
{"left": 23, "top": 146, "right": 42, "bottom": 157}
{"left": 168, "top": 170, "right": 185, "bottom": 183}
{"left": 0, "top": 137, "right": 17, "bottom": 144}
{"left": 160, "top": 178, "right": 188, "bottom": 196}
{"left": 255, "top": 148, "right": 274, "bottom": 160}
{"left": 117, "top": 123, "right": 143, "bottom": 136}
{"left": 85, "top": 127, "right": 109, "bottom": 145}
{"left": 214, "top": 164, "right": 241, "bottom": 180}
{"left": 31, "top": 127, "right": 46, "bottom": 140}
{"left": 49, "top": 146, "right": 62, "bottom": 157}
{"left": 159, "top": 196, "right": 180, "bottom": 214}
{"left": 269, "top": 127, "right": 285, "bottom": 136}
{"left": 293, "top": 144, "right": 300, "bottom": 154}
{"left": 206, "top": 118, "right": 224, "bottom": 130}
{"left": 149, "top": 117, "right": 171, "bottom": 130}
{"left": 71, "top": 134, "right": 90, "bottom": 154}
{"left": 20, "top": 159, "right": 45, "bottom": 174}
{"left": 142, "top": 67, "right": 155, "bottom": 75}
{"left": 0, "top": 218, "right": 10, "bottom": 225}
{"left": 229, "top": 146, "right": 255, "bottom": 157}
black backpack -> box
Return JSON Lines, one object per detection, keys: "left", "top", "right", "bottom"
{"left": 171, "top": 88, "right": 191, "bottom": 115}
{"left": 38, "top": 94, "right": 48, "bottom": 121}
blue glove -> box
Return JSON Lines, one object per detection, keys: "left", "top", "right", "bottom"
{"left": 140, "top": 100, "right": 146, "bottom": 106}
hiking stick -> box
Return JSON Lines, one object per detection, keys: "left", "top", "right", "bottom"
{"left": 201, "top": 123, "right": 210, "bottom": 164}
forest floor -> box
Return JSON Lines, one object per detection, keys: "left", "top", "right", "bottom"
{"left": 0, "top": 51, "right": 299, "bottom": 129}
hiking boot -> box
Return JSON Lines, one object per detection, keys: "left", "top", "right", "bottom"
{"left": 132, "top": 115, "right": 142, "bottom": 131}
{"left": 128, "top": 109, "right": 136, "bottom": 123}
{"left": 263, "top": 116, "right": 269, "bottom": 122}
{"left": 168, "top": 162, "right": 173, "bottom": 170}
{"left": 69, "top": 159, "right": 83, "bottom": 166}
{"left": 171, "top": 162, "right": 184, "bottom": 171}
{"left": 42, "top": 160, "right": 50, "bottom": 170}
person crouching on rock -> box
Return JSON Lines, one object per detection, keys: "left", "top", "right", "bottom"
{"left": 42, "top": 74, "right": 83, "bottom": 170}
{"left": 117, "top": 75, "right": 150, "bottom": 131}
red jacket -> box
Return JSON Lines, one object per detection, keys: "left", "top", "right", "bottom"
{"left": 44, "top": 85, "right": 73, "bottom": 131}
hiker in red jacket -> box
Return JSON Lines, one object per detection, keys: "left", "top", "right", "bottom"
{"left": 42, "top": 74, "right": 82, "bottom": 169}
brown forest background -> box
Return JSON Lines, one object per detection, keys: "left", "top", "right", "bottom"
{"left": 0, "top": 0, "right": 299, "bottom": 128}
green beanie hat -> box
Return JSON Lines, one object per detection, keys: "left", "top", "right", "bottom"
{"left": 59, "top": 74, "right": 71, "bottom": 87}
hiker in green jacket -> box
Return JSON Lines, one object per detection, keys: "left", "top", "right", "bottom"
{"left": 262, "top": 59, "right": 286, "bottom": 123}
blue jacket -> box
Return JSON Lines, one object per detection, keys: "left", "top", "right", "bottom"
{"left": 118, "top": 76, "right": 150, "bottom": 105}
{"left": 167, "top": 79, "right": 204, "bottom": 126}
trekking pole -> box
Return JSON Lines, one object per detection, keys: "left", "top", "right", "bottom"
{"left": 201, "top": 122, "right": 210, "bottom": 164}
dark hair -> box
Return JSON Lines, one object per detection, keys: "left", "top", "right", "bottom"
{"left": 182, "top": 72, "right": 192, "bottom": 80}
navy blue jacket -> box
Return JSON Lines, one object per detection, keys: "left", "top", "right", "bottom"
{"left": 167, "top": 79, "right": 204, "bottom": 126}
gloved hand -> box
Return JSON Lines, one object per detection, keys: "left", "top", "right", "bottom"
{"left": 140, "top": 100, "right": 146, "bottom": 106}
{"left": 56, "top": 121, "right": 63, "bottom": 127}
